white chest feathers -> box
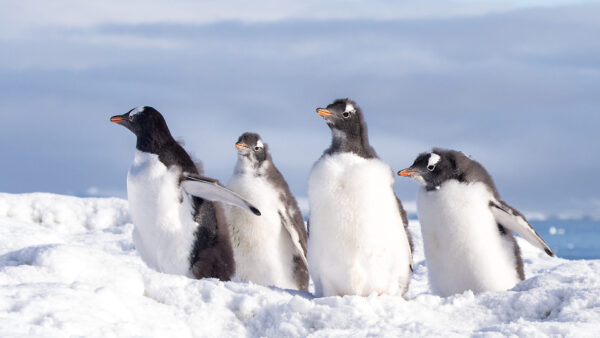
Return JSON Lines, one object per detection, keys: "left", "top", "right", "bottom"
{"left": 307, "top": 153, "right": 411, "bottom": 297}
{"left": 127, "top": 150, "right": 197, "bottom": 277}
{"left": 226, "top": 167, "right": 304, "bottom": 290}
{"left": 417, "top": 180, "right": 521, "bottom": 296}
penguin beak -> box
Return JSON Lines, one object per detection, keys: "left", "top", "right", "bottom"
{"left": 235, "top": 143, "right": 247, "bottom": 149}
{"left": 316, "top": 108, "right": 333, "bottom": 117}
{"left": 110, "top": 115, "right": 125, "bottom": 123}
{"left": 110, "top": 113, "right": 133, "bottom": 131}
{"left": 398, "top": 168, "right": 419, "bottom": 177}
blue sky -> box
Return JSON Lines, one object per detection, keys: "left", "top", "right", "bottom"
{"left": 1, "top": 0, "right": 599, "bottom": 218}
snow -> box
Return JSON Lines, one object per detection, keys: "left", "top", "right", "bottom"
{"left": 1, "top": 192, "right": 600, "bottom": 336}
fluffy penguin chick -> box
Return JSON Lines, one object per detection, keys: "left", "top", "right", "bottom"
{"left": 399, "top": 148, "right": 554, "bottom": 297}
{"left": 308, "top": 98, "right": 413, "bottom": 297}
{"left": 226, "top": 133, "right": 309, "bottom": 291}
{"left": 110, "top": 106, "right": 260, "bottom": 280}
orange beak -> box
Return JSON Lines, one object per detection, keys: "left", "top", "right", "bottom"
{"left": 235, "top": 143, "right": 247, "bottom": 149}
{"left": 316, "top": 108, "right": 333, "bottom": 117}
{"left": 110, "top": 115, "right": 125, "bottom": 123}
{"left": 398, "top": 169, "right": 418, "bottom": 177}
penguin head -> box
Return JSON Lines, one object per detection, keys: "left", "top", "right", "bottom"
{"left": 398, "top": 149, "right": 467, "bottom": 190}
{"left": 111, "top": 106, "right": 174, "bottom": 153}
{"left": 110, "top": 106, "right": 170, "bottom": 138}
{"left": 315, "top": 98, "right": 365, "bottom": 136}
{"left": 235, "top": 132, "right": 268, "bottom": 164}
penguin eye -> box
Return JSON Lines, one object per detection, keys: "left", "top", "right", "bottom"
{"left": 427, "top": 165, "right": 436, "bottom": 172}
{"left": 342, "top": 112, "right": 350, "bottom": 118}
{"left": 254, "top": 146, "right": 261, "bottom": 151}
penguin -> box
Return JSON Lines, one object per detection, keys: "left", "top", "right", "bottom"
{"left": 225, "top": 132, "right": 309, "bottom": 291}
{"left": 398, "top": 148, "right": 554, "bottom": 297}
{"left": 110, "top": 106, "right": 261, "bottom": 280}
{"left": 307, "top": 98, "right": 413, "bottom": 297}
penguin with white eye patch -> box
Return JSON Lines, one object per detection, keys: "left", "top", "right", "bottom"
{"left": 307, "top": 98, "right": 413, "bottom": 297}
{"left": 110, "top": 106, "right": 260, "bottom": 280}
{"left": 225, "top": 132, "right": 309, "bottom": 291}
{"left": 399, "top": 148, "right": 554, "bottom": 297}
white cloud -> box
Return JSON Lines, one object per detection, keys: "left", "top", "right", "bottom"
{"left": 1, "top": 1, "right": 600, "bottom": 218}
{"left": 0, "top": 0, "right": 515, "bottom": 39}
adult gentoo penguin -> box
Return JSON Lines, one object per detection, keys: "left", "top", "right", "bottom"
{"left": 307, "top": 98, "right": 413, "bottom": 297}
{"left": 399, "top": 148, "right": 554, "bottom": 297}
{"left": 110, "top": 106, "right": 260, "bottom": 280}
{"left": 226, "top": 132, "right": 309, "bottom": 290}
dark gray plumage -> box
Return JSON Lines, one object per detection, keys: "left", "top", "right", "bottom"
{"left": 308, "top": 98, "right": 414, "bottom": 296}
{"left": 400, "top": 148, "right": 554, "bottom": 282}
{"left": 228, "top": 132, "right": 309, "bottom": 291}
{"left": 111, "top": 106, "right": 260, "bottom": 280}
{"left": 404, "top": 148, "right": 498, "bottom": 193}
{"left": 316, "top": 98, "right": 377, "bottom": 159}
{"left": 316, "top": 98, "right": 412, "bottom": 256}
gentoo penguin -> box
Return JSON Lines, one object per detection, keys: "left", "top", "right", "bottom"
{"left": 110, "top": 106, "right": 260, "bottom": 280}
{"left": 307, "top": 98, "right": 413, "bottom": 297}
{"left": 399, "top": 148, "right": 554, "bottom": 297}
{"left": 225, "top": 132, "right": 309, "bottom": 291}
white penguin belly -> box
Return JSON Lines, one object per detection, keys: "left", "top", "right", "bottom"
{"left": 417, "top": 180, "right": 520, "bottom": 296}
{"left": 307, "top": 153, "right": 411, "bottom": 297}
{"left": 127, "top": 150, "right": 197, "bottom": 277}
{"left": 226, "top": 174, "right": 299, "bottom": 290}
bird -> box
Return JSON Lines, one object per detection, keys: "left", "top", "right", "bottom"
{"left": 398, "top": 148, "right": 554, "bottom": 297}
{"left": 110, "top": 106, "right": 260, "bottom": 280}
{"left": 307, "top": 98, "right": 413, "bottom": 297}
{"left": 225, "top": 132, "right": 309, "bottom": 291}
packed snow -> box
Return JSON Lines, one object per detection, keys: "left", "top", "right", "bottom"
{"left": 1, "top": 192, "right": 600, "bottom": 337}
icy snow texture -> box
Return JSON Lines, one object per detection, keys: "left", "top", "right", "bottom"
{"left": 1, "top": 192, "right": 600, "bottom": 336}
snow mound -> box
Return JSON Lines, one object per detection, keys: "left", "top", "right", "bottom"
{"left": 1, "top": 192, "right": 599, "bottom": 336}
{"left": 0, "top": 192, "right": 129, "bottom": 232}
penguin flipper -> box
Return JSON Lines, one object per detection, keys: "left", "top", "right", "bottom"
{"left": 395, "top": 196, "right": 413, "bottom": 271}
{"left": 182, "top": 174, "right": 261, "bottom": 216}
{"left": 489, "top": 200, "right": 554, "bottom": 257}
{"left": 278, "top": 210, "right": 308, "bottom": 266}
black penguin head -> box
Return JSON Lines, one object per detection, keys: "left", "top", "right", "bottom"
{"left": 110, "top": 106, "right": 174, "bottom": 152}
{"left": 316, "top": 98, "right": 365, "bottom": 136}
{"left": 235, "top": 132, "right": 268, "bottom": 164}
{"left": 398, "top": 149, "right": 470, "bottom": 190}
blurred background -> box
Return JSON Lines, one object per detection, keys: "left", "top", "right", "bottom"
{"left": 1, "top": 0, "right": 599, "bottom": 257}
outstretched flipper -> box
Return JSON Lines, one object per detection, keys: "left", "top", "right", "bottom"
{"left": 489, "top": 200, "right": 554, "bottom": 257}
{"left": 182, "top": 174, "right": 261, "bottom": 216}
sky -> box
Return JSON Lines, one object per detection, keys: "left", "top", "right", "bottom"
{"left": 1, "top": 0, "right": 599, "bottom": 219}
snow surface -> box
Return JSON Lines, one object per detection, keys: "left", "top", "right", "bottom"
{"left": 1, "top": 192, "right": 600, "bottom": 337}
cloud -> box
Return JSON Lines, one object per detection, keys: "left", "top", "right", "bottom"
{"left": 1, "top": 2, "right": 600, "bottom": 217}
{"left": 3, "top": 0, "right": 595, "bottom": 41}
{"left": 0, "top": 0, "right": 515, "bottom": 39}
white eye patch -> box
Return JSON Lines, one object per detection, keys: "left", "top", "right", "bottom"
{"left": 130, "top": 106, "right": 146, "bottom": 117}
{"left": 428, "top": 153, "right": 441, "bottom": 167}
{"left": 256, "top": 140, "right": 264, "bottom": 148}
{"left": 344, "top": 103, "right": 356, "bottom": 114}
